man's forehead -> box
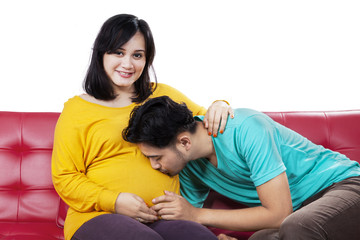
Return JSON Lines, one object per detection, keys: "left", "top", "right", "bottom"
{"left": 138, "top": 143, "right": 173, "bottom": 156}
{"left": 138, "top": 143, "right": 161, "bottom": 155}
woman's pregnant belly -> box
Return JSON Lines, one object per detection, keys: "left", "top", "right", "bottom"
{"left": 86, "top": 154, "right": 180, "bottom": 206}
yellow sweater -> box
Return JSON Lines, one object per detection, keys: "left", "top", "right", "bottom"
{"left": 51, "top": 83, "right": 206, "bottom": 240}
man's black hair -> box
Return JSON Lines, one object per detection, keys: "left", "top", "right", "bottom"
{"left": 123, "top": 96, "right": 197, "bottom": 148}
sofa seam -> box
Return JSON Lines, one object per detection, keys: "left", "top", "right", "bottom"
{"left": 280, "top": 112, "right": 286, "bottom": 126}
{"left": 323, "top": 112, "right": 331, "bottom": 148}
{"left": 17, "top": 113, "right": 24, "bottom": 222}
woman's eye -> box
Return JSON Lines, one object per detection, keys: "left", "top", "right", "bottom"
{"left": 114, "top": 51, "right": 124, "bottom": 56}
{"left": 133, "top": 53, "right": 143, "bottom": 59}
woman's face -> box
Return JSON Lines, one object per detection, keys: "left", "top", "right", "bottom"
{"left": 103, "top": 31, "right": 146, "bottom": 93}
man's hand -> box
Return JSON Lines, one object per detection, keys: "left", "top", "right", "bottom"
{"left": 151, "top": 191, "right": 199, "bottom": 222}
{"left": 115, "top": 192, "right": 158, "bottom": 223}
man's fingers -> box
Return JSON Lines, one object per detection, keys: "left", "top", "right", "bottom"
{"left": 164, "top": 190, "right": 177, "bottom": 196}
{"left": 152, "top": 194, "right": 176, "bottom": 204}
{"left": 151, "top": 202, "right": 171, "bottom": 211}
{"left": 156, "top": 208, "right": 177, "bottom": 220}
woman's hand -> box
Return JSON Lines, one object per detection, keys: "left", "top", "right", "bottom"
{"left": 204, "top": 100, "right": 234, "bottom": 137}
{"left": 151, "top": 191, "right": 199, "bottom": 222}
{"left": 115, "top": 192, "right": 158, "bottom": 223}
{"left": 217, "top": 233, "right": 238, "bottom": 240}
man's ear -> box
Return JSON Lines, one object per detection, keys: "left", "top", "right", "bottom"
{"left": 177, "top": 134, "right": 191, "bottom": 151}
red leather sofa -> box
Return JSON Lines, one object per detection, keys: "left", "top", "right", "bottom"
{"left": 1, "top": 110, "right": 359, "bottom": 240}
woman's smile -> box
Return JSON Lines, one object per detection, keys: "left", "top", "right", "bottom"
{"left": 117, "top": 70, "right": 134, "bottom": 78}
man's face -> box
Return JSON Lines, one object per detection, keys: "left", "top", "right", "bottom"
{"left": 138, "top": 143, "right": 188, "bottom": 176}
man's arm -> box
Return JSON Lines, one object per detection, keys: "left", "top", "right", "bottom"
{"left": 152, "top": 172, "right": 292, "bottom": 231}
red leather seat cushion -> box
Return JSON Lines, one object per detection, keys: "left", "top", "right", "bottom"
{"left": 0, "top": 223, "right": 64, "bottom": 240}
{"left": 0, "top": 112, "right": 63, "bottom": 240}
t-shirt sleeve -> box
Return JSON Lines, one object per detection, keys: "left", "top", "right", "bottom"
{"left": 239, "top": 115, "right": 286, "bottom": 187}
{"left": 179, "top": 166, "right": 210, "bottom": 208}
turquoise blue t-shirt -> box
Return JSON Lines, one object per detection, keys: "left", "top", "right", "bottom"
{"left": 179, "top": 108, "right": 360, "bottom": 210}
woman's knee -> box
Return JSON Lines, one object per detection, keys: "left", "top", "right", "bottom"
{"left": 73, "top": 214, "right": 163, "bottom": 240}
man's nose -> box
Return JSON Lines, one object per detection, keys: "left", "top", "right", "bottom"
{"left": 150, "top": 159, "right": 161, "bottom": 170}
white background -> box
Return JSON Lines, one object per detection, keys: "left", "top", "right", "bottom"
{"left": 0, "top": 0, "right": 359, "bottom": 112}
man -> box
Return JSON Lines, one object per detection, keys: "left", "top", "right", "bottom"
{"left": 123, "top": 96, "right": 360, "bottom": 240}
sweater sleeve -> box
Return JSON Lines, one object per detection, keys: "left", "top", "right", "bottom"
{"left": 153, "top": 83, "right": 207, "bottom": 116}
{"left": 51, "top": 105, "right": 119, "bottom": 213}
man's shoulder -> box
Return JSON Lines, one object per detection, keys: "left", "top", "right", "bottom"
{"left": 233, "top": 108, "right": 261, "bottom": 117}
{"left": 229, "top": 108, "right": 267, "bottom": 125}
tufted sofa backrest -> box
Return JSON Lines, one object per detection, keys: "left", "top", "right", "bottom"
{"left": 266, "top": 110, "right": 360, "bottom": 162}
{"left": 1, "top": 110, "right": 359, "bottom": 237}
{"left": 0, "top": 112, "right": 61, "bottom": 225}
